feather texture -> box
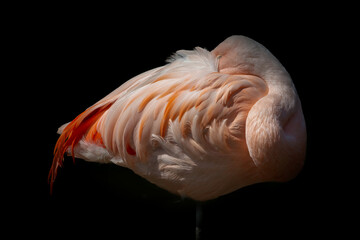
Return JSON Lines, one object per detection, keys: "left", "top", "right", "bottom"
{"left": 49, "top": 36, "right": 306, "bottom": 201}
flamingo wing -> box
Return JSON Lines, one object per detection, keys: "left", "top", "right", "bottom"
{"left": 49, "top": 66, "right": 163, "bottom": 189}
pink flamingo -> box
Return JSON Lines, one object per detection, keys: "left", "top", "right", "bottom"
{"left": 49, "top": 35, "right": 306, "bottom": 202}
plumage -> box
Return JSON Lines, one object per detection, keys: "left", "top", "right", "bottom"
{"left": 49, "top": 35, "right": 306, "bottom": 201}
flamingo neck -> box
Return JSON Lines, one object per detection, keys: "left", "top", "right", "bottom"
{"left": 245, "top": 72, "right": 306, "bottom": 182}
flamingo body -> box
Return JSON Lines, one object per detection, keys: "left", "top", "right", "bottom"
{"left": 49, "top": 36, "right": 306, "bottom": 201}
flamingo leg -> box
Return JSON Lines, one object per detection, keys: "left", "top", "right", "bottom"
{"left": 196, "top": 202, "right": 203, "bottom": 240}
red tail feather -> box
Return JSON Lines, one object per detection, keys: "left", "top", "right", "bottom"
{"left": 48, "top": 103, "right": 112, "bottom": 193}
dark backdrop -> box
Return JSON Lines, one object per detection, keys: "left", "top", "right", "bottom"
{"left": 8, "top": 4, "right": 352, "bottom": 239}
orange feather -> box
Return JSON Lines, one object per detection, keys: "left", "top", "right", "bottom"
{"left": 48, "top": 103, "right": 112, "bottom": 193}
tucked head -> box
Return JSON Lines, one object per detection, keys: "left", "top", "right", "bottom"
{"left": 212, "top": 35, "right": 285, "bottom": 78}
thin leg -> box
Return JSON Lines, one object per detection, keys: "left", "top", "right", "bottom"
{"left": 196, "top": 202, "right": 203, "bottom": 240}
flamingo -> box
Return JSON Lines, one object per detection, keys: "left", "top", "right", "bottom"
{"left": 49, "top": 35, "right": 306, "bottom": 202}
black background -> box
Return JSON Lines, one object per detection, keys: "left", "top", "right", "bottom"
{"left": 7, "top": 3, "right": 355, "bottom": 239}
